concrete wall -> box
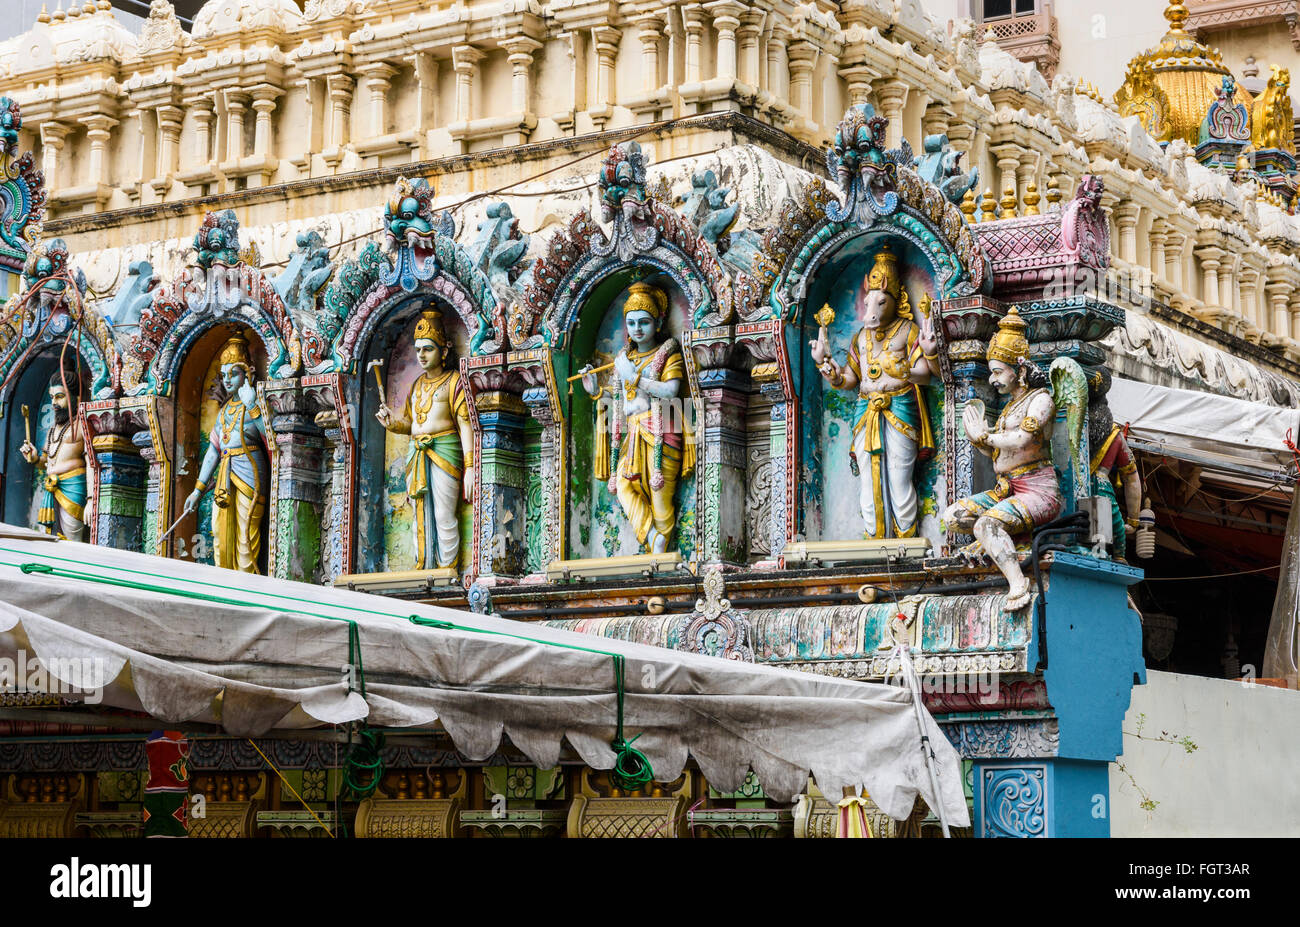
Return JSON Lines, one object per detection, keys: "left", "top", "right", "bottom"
{"left": 1109, "top": 670, "right": 1300, "bottom": 836}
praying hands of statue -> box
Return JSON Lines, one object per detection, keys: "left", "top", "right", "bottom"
{"left": 963, "top": 402, "right": 990, "bottom": 449}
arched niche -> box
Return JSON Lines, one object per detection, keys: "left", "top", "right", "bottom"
{"left": 0, "top": 345, "right": 92, "bottom": 531}
{"left": 789, "top": 231, "right": 946, "bottom": 547}
{"left": 167, "top": 321, "right": 270, "bottom": 571}
{"left": 350, "top": 292, "right": 472, "bottom": 575}
{"left": 563, "top": 268, "right": 698, "bottom": 561}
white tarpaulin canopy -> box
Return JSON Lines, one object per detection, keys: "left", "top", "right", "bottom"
{"left": 0, "top": 528, "right": 969, "bottom": 823}
{"left": 1108, "top": 377, "right": 1300, "bottom": 477}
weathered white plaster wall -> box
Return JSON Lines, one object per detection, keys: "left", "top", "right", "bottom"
{"left": 1109, "top": 670, "right": 1300, "bottom": 836}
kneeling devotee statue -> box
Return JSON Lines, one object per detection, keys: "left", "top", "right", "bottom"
{"left": 183, "top": 336, "right": 270, "bottom": 573}
{"left": 942, "top": 308, "right": 1069, "bottom": 611}
{"left": 376, "top": 308, "right": 474, "bottom": 571}
{"left": 21, "top": 375, "right": 89, "bottom": 541}
{"left": 809, "top": 245, "right": 940, "bottom": 539}
{"left": 578, "top": 281, "right": 695, "bottom": 554}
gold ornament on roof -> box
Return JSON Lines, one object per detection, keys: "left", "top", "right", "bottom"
{"left": 999, "top": 186, "right": 1017, "bottom": 220}
{"left": 1023, "top": 182, "right": 1041, "bottom": 217}
{"left": 1114, "top": 0, "right": 1253, "bottom": 146}
{"left": 960, "top": 188, "right": 977, "bottom": 223}
{"left": 979, "top": 188, "right": 997, "bottom": 223}
{"left": 1251, "top": 66, "right": 1295, "bottom": 154}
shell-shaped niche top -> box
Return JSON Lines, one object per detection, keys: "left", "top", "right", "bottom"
{"left": 192, "top": 0, "right": 303, "bottom": 38}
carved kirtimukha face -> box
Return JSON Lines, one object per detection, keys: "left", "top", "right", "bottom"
{"left": 220, "top": 363, "right": 247, "bottom": 394}
{"left": 988, "top": 360, "right": 1018, "bottom": 396}
{"left": 624, "top": 309, "right": 656, "bottom": 352}
{"left": 415, "top": 339, "right": 443, "bottom": 372}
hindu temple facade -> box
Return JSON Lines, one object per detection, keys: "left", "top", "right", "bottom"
{"left": 0, "top": 0, "right": 1295, "bottom": 838}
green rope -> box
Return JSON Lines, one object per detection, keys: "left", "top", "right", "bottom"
{"left": 9, "top": 557, "right": 654, "bottom": 790}
{"left": 342, "top": 728, "right": 385, "bottom": 799}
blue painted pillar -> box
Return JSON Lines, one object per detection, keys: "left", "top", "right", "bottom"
{"left": 473, "top": 394, "right": 528, "bottom": 580}
{"left": 974, "top": 553, "right": 1145, "bottom": 837}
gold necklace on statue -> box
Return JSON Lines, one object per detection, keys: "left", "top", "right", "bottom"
{"left": 414, "top": 370, "right": 454, "bottom": 419}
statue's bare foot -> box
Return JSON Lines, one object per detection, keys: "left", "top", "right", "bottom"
{"left": 1004, "top": 578, "right": 1033, "bottom": 611}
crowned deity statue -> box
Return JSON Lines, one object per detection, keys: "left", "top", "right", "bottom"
{"left": 808, "top": 245, "right": 940, "bottom": 539}
{"left": 183, "top": 336, "right": 270, "bottom": 573}
{"left": 1089, "top": 405, "right": 1143, "bottom": 562}
{"left": 20, "top": 375, "right": 89, "bottom": 541}
{"left": 376, "top": 308, "right": 474, "bottom": 571}
{"left": 941, "top": 309, "right": 1067, "bottom": 610}
{"left": 578, "top": 282, "right": 695, "bottom": 555}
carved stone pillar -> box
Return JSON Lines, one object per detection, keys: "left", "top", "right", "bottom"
{"left": 1164, "top": 231, "right": 1185, "bottom": 298}
{"left": 326, "top": 73, "right": 354, "bottom": 150}
{"left": 684, "top": 5, "right": 706, "bottom": 85}
{"left": 39, "top": 122, "right": 69, "bottom": 185}
{"left": 1147, "top": 220, "right": 1167, "bottom": 285}
{"left": 840, "top": 66, "right": 876, "bottom": 107}
{"left": 522, "top": 386, "right": 564, "bottom": 577}
{"left": 706, "top": 0, "right": 746, "bottom": 82}
{"left": 472, "top": 389, "right": 529, "bottom": 581}
{"left": 1240, "top": 266, "right": 1260, "bottom": 330}
{"left": 767, "top": 23, "right": 790, "bottom": 104}
{"left": 787, "top": 41, "right": 819, "bottom": 123}
{"left": 591, "top": 27, "right": 621, "bottom": 128}
{"left": 991, "top": 144, "right": 1020, "bottom": 208}
{"left": 1196, "top": 245, "right": 1223, "bottom": 308}
{"left": 922, "top": 102, "right": 952, "bottom": 139}
{"left": 80, "top": 114, "right": 116, "bottom": 188}
{"left": 1112, "top": 202, "right": 1139, "bottom": 267}
{"left": 503, "top": 37, "right": 542, "bottom": 114}
{"left": 190, "top": 97, "right": 215, "bottom": 167}
{"left": 1217, "top": 253, "right": 1238, "bottom": 326}
{"left": 757, "top": 377, "right": 789, "bottom": 560}
{"left": 872, "top": 79, "right": 908, "bottom": 148}
{"left": 1267, "top": 279, "right": 1292, "bottom": 339}
{"left": 156, "top": 105, "right": 183, "bottom": 181}
{"left": 359, "top": 63, "right": 396, "bottom": 138}
{"left": 737, "top": 10, "right": 764, "bottom": 87}
{"left": 316, "top": 415, "right": 350, "bottom": 583}
{"left": 223, "top": 91, "right": 249, "bottom": 164}
{"left": 263, "top": 380, "right": 325, "bottom": 583}
{"left": 695, "top": 366, "right": 749, "bottom": 565}
{"left": 636, "top": 16, "right": 662, "bottom": 92}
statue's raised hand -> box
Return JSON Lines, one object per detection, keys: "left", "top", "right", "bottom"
{"left": 578, "top": 364, "right": 598, "bottom": 396}
{"left": 238, "top": 380, "right": 257, "bottom": 409}
{"left": 375, "top": 403, "right": 394, "bottom": 428}
{"left": 18, "top": 440, "right": 37, "bottom": 464}
{"left": 809, "top": 328, "right": 828, "bottom": 365}
{"left": 918, "top": 310, "right": 939, "bottom": 358}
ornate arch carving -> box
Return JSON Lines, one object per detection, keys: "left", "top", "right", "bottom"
{"left": 131, "top": 211, "right": 300, "bottom": 394}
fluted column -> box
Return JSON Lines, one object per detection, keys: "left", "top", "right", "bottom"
{"left": 684, "top": 5, "right": 706, "bottom": 85}
{"left": 503, "top": 37, "right": 542, "bottom": 113}
{"left": 1148, "top": 220, "right": 1168, "bottom": 284}
{"left": 1164, "top": 230, "right": 1186, "bottom": 300}
{"left": 1240, "top": 266, "right": 1260, "bottom": 330}
{"left": 636, "top": 16, "right": 662, "bottom": 92}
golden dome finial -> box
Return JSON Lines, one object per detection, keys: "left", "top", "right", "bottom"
{"left": 960, "top": 188, "right": 978, "bottom": 223}
{"left": 37, "top": 3, "right": 49, "bottom": 22}
{"left": 999, "top": 185, "right": 1018, "bottom": 220}
{"left": 1164, "top": 1, "right": 1189, "bottom": 35}
{"left": 979, "top": 188, "right": 997, "bottom": 223}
